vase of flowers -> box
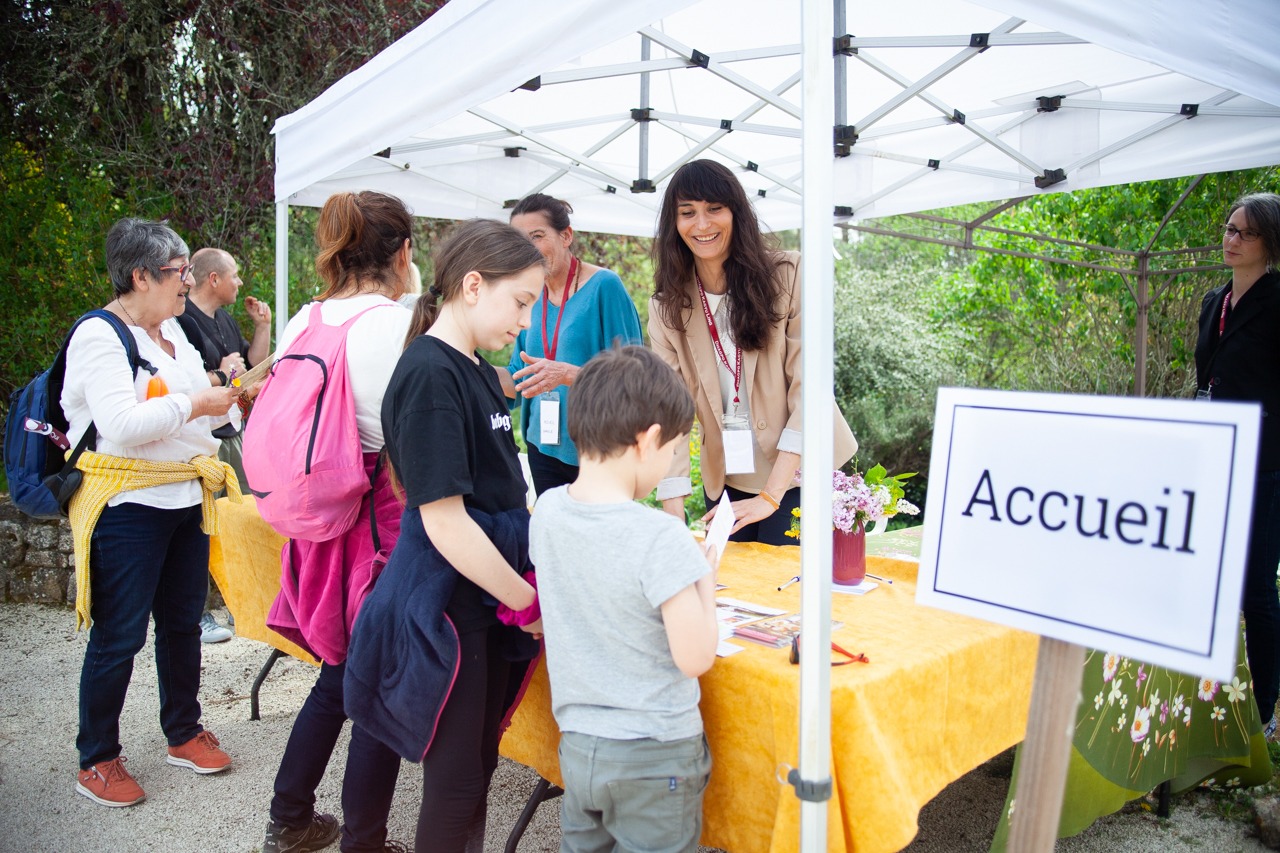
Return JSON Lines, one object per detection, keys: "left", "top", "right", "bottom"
{"left": 787, "top": 464, "right": 920, "bottom": 585}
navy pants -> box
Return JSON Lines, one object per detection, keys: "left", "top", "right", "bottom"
{"left": 704, "top": 485, "right": 801, "bottom": 547}
{"left": 77, "top": 502, "right": 208, "bottom": 769}
{"left": 271, "top": 661, "right": 402, "bottom": 852}
{"left": 415, "top": 623, "right": 519, "bottom": 853}
{"left": 526, "top": 441, "right": 578, "bottom": 497}
{"left": 1243, "top": 469, "right": 1280, "bottom": 723}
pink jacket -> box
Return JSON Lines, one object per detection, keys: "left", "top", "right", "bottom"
{"left": 267, "top": 452, "right": 404, "bottom": 665}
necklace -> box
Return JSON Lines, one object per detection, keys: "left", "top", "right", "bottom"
{"left": 116, "top": 298, "right": 140, "bottom": 328}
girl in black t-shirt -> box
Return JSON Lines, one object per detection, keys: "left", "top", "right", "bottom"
{"left": 379, "top": 219, "right": 546, "bottom": 853}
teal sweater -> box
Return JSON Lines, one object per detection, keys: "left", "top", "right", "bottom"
{"left": 507, "top": 269, "right": 642, "bottom": 466}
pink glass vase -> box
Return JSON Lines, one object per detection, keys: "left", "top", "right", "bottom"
{"left": 833, "top": 522, "right": 867, "bottom": 585}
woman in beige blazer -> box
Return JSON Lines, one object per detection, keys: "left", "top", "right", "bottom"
{"left": 649, "top": 159, "right": 857, "bottom": 545}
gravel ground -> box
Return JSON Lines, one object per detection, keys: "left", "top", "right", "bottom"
{"left": 0, "top": 602, "right": 1270, "bottom": 852}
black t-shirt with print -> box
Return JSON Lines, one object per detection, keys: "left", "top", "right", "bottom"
{"left": 382, "top": 334, "right": 527, "bottom": 630}
{"left": 176, "top": 305, "right": 252, "bottom": 439}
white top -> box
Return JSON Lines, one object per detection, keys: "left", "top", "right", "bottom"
{"left": 62, "top": 315, "right": 235, "bottom": 509}
{"left": 277, "top": 294, "right": 413, "bottom": 452}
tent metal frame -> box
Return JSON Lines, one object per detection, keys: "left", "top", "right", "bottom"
{"left": 840, "top": 174, "right": 1223, "bottom": 395}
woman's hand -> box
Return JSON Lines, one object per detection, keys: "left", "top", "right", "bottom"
{"left": 702, "top": 495, "right": 777, "bottom": 535}
{"left": 520, "top": 617, "right": 544, "bottom": 641}
{"left": 188, "top": 386, "right": 240, "bottom": 420}
{"left": 237, "top": 379, "right": 265, "bottom": 404}
{"left": 512, "top": 352, "right": 579, "bottom": 398}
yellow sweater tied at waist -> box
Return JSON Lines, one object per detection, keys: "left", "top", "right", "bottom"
{"left": 69, "top": 450, "right": 242, "bottom": 630}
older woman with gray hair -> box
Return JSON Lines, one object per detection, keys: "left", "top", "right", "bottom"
{"left": 63, "top": 218, "right": 241, "bottom": 809}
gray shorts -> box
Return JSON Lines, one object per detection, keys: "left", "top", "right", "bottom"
{"left": 558, "top": 730, "right": 711, "bottom": 853}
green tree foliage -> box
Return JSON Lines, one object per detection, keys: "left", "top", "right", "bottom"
{"left": 935, "top": 168, "right": 1280, "bottom": 397}
{"left": 0, "top": 0, "right": 444, "bottom": 405}
{"left": 0, "top": 142, "right": 132, "bottom": 393}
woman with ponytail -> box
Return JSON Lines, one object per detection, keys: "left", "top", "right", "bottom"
{"left": 260, "top": 191, "right": 414, "bottom": 853}
{"left": 344, "top": 218, "right": 546, "bottom": 853}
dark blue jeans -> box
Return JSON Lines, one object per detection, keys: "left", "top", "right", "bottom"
{"left": 526, "top": 441, "right": 578, "bottom": 497}
{"left": 77, "top": 502, "right": 208, "bottom": 769}
{"left": 270, "top": 661, "right": 402, "bottom": 852}
{"left": 1243, "top": 469, "right": 1280, "bottom": 722}
{"left": 704, "top": 485, "right": 801, "bottom": 547}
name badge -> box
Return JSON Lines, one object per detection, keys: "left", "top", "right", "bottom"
{"left": 721, "top": 413, "right": 754, "bottom": 475}
{"left": 539, "top": 392, "right": 561, "bottom": 445}
{"left": 1195, "top": 388, "right": 1212, "bottom": 401}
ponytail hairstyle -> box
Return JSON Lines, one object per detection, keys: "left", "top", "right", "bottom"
{"left": 404, "top": 218, "right": 546, "bottom": 346}
{"left": 315, "top": 191, "right": 413, "bottom": 300}
{"left": 652, "top": 159, "right": 782, "bottom": 351}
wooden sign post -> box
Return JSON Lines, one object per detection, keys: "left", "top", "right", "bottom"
{"left": 917, "top": 388, "right": 1261, "bottom": 850}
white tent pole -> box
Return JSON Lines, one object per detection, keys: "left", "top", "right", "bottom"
{"left": 274, "top": 201, "right": 289, "bottom": 345}
{"left": 796, "top": 0, "right": 835, "bottom": 850}
{"left": 639, "top": 35, "right": 651, "bottom": 186}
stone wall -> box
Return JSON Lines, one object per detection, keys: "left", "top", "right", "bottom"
{"left": 0, "top": 496, "right": 223, "bottom": 608}
{"left": 0, "top": 496, "right": 75, "bottom": 604}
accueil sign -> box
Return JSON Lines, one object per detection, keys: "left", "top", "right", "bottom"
{"left": 917, "top": 388, "right": 1261, "bottom": 681}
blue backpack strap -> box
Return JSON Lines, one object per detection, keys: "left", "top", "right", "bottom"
{"left": 47, "top": 308, "right": 158, "bottom": 454}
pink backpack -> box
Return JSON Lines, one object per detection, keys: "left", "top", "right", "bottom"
{"left": 242, "top": 303, "right": 394, "bottom": 541}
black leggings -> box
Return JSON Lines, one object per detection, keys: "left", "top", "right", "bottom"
{"left": 416, "top": 623, "right": 523, "bottom": 853}
{"left": 705, "top": 484, "right": 802, "bottom": 547}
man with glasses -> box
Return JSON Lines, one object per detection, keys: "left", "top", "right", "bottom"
{"left": 177, "top": 247, "right": 272, "bottom": 643}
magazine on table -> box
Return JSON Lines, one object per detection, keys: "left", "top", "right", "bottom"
{"left": 715, "top": 597, "right": 786, "bottom": 629}
{"left": 733, "top": 613, "right": 845, "bottom": 648}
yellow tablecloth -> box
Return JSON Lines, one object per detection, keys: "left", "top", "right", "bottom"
{"left": 500, "top": 542, "right": 1040, "bottom": 853}
{"left": 208, "top": 495, "right": 318, "bottom": 665}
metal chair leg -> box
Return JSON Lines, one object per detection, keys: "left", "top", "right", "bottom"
{"left": 250, "top": 648, "right": 287, "bottom": 721}
{"left": 504, "top": 776, "right": 564, "bottom": 853}
{"left": 1156, "top": 779, "right": 1172, "bottom": 817}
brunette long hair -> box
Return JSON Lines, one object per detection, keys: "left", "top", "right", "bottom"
{"left": 403, "top": 219, "right": 545, "bottom": 345}
{"left": 315, "top": 191, "right": 412, "bottom": 299}
{"left": 1228, "top": 192, "right": 1280, "bottom": 271}
{"left": 652, "top": 159, "right": 782, "bottom": 351}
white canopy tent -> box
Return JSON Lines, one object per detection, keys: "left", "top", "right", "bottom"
{"left": 271, "top": 1, "right": 1280, "bottom": 848}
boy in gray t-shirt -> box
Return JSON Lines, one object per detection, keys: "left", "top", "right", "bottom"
{"left": 531, "top": 347, "right": 720, "bottom": 853}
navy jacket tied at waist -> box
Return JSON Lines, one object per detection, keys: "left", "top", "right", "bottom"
{"left": 344, "top": 503, "right": 536, "bottom": 762}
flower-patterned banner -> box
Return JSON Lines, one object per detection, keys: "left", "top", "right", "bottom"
{"left": 991, "top": 627, "right": 1270, "bottom": 850}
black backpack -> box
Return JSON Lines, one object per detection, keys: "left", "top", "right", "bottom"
{"left": 3, "top": 309, "right": 155, "bottom": 518}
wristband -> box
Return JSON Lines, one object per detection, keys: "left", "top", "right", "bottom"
{"left": 213, "top": 370, "right": 228, "bottom": 387}
{"left": 496, "top": 571, "right": 541, "bottom": 627}
{"left": 759, "top": 489, "right": 781, "bottom": 510}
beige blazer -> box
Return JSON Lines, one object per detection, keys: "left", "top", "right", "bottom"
{"left": 648, "top": 251, "right": 857, "bottom": 499}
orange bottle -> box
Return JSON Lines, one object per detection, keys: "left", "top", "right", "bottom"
{"left": 146, "top": 376, "right": 169, "bottom": 399}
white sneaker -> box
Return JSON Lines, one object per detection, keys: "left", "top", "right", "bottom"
{"left": 199, "top": 612, "right": 233, "bottom": 644}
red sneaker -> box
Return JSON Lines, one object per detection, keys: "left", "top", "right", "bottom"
{"left": 165, "top": 730, "right": 231, "bottom": 774}
{"left": 76, "top": 756, "right": 146, "bottom": 807}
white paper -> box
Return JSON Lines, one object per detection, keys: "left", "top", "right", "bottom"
{"left": 704, "top": 492, "right": 735, "bottom": 560}
{"left": 722, "top": 428, "right": 754, "bottom": 474}
{"left": 538, "top": 396, "right": 560, "bottom": 445}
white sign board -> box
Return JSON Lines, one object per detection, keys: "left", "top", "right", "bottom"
{"left": 917, "top": 388, "right": 1261, "bottom": 681}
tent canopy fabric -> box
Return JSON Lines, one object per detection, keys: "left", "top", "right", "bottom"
{"left": 273, "top": 0, "right": 1280, "bottom": 237}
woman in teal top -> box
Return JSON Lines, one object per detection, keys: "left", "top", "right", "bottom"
{"left": 501, "top": 194, "right": 643, "bottom": 495}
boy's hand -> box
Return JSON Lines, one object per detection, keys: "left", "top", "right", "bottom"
{"left": 520, "top": 617, "right": 544, "bottom": 641}
{"left": 703, "top": 543, "right": 721, "bottom": 577}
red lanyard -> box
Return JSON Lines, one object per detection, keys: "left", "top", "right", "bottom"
{"left": 697, "top": 275, "right": 741, "bottom": 404}
{"left": 1218, "top": 290, "right": 1233, "bottom": 337}
{"left": 541, "top": 256, "right": 579, "bottom": 362}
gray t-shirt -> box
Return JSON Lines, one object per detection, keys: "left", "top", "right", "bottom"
{"left": 530, "top": 486, "right": 710, "bottom": 741}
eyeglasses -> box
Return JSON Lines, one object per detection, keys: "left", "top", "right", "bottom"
{"left": 789, "top": 634, "right": 869, "bottom": 666}
{"left": 1223, "top": 224, "right": 1261, "bottom": 243}
{"left": 159, "top": 263, "right": 194, "bottom": 282}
